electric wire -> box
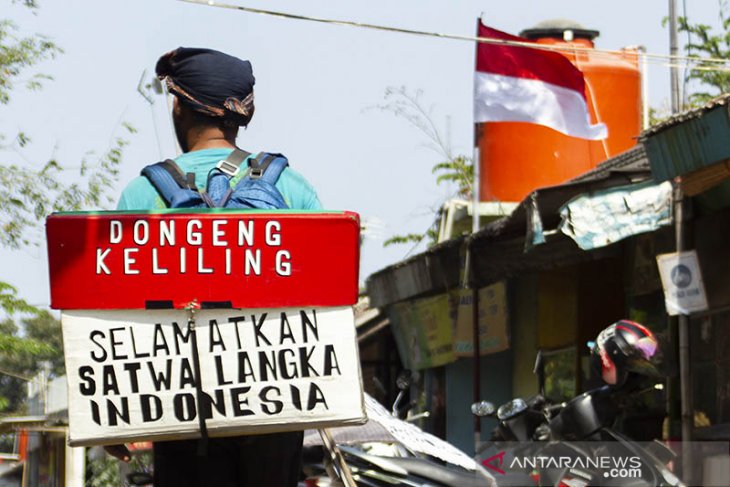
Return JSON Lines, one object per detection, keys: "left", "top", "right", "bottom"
{"left": 179, "top": 0, "right": 730, "bottom": 72}
{"left": 681, "top": 0, "right": 690, "bottom": 105}
{"left": 0, "top": 365, "right": 35, "bottom": 383}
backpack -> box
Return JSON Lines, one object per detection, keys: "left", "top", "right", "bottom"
{"left": 141, "top": 148, "right": 289, "bottom": 209}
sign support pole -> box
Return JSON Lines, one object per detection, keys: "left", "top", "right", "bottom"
{"left": 185, "top": 302, "right": 210, "bottom": 455}
{"left": 318, "top": 428, "right": 356, "bottom": 487}
{"left": 674, "top": 181, "right": 693, "bottom": 483}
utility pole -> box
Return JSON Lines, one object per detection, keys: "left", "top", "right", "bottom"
{"left": 669, "top": 0, "right": 681, "bottom": 112}
{"left": 674, "top": 183, "right": 693, "bottom": 483}
{"left": 669, "top": 1, "right": 692, "bottom": 482}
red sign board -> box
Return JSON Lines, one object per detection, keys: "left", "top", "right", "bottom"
{"left": 47, "top": 211, "right": 360, "bottom": 310}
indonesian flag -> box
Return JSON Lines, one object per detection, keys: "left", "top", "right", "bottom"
{"left": 474, "top": 23, "right": 608, "bottom": 140}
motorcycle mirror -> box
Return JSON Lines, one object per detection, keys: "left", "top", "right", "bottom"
{"left": 534, "top": 350, "right": 545, "bottom": 397}
{"left": 396, "top": 370, "right": 412, "bottom": 391}
{"left": 497, "top": 398, "right": 528, "bottom": 420}
{"left": 471, "top": 401, "right": 496, "bottom": 417}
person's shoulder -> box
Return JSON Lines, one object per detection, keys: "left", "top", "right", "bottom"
{"left": 280, "top": 165, "right": 315, "bottom": 188}
{"left": 123, "top": 175, "right": 154, "bottom": 193}
{"left": 117, "top": 175, "right": 163, "bottom": 210}
{"left": 276, "top": 165, "right": 322, "bottom": 210}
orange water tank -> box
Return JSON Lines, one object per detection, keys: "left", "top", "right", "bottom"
{"left": 479, "top": 19, "right": 642, "bottom": 203}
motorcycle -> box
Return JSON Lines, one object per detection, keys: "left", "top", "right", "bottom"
{"left": 301, "top": 371, "right": 495, "bottom": 486}
{"left": 473, "top": 322, "right": 684, "bottom": 487}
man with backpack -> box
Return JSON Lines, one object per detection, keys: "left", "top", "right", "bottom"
{"left": 109, "top": 47, "right": 321, "bottom": 486}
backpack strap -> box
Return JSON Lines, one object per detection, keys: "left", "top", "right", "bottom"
{"left": 206, "top": 148, "right": 253, "bottom": 207}
{"left": 141, "top": 160, "right": 199, "bottom": 207}
{"left": 248, "top": 152, "right": 289, "bottom": 183}
{"left": 215, "top": 148, "right": 251, "bottom": 177}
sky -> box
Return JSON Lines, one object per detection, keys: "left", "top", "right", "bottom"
{"left": 1, "top": 0, "right": 726, "bottom": 309}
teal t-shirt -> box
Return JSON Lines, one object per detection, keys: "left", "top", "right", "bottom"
{"left": 117, "top": 148, "right": 322, "bottom": 211}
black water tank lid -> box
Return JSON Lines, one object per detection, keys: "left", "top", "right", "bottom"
{"left": 519, "top": 19, "right": 599, "bottom": 41}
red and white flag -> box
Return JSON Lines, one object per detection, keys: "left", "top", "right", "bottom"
{"left": 474, "top": 23, "right": 608, "bottom": 140}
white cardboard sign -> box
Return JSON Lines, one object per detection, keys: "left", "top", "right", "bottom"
{"left": 656, "top": 250, "right": 709, "bottom": 316}
{"left": 62, "top": 307, "right": 365, "bottom": 446}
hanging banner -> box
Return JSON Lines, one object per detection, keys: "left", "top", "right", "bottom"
{"left": 46, "top": 211, "right": 360, "bottom": 310}
{"left": 656, "top": 250, "right": 709, "bottom": 316}
{"left": 453, "top": 282, "right": 510, "bottom": 356}
{"left": 62, "top": 307, "right": 365, "bottom": 446}
{"left": 559, "top": 180, "right": 673, "bottom": 251}
{"left": 413, "top": 294, "right": 454, "bottom": 366}
{"left": 389, "top": 294, "right": 455, "bottom": 370}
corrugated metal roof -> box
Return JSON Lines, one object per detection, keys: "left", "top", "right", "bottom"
{"left": 469, "top": 233, "right": 621, "bottom": 288}
{"left": 570, "top": 144, "right": 649, "bottom": 183}
{"left": 640, "top": 93, "right": 730, "bottom": 138}
{"left": 366, "top": 237, "right": 464, "bottom": 307}
{"left": 641, "top": 92, "right": 730, "bottom": 210}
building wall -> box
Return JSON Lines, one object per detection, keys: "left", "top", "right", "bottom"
{"left": 690, "top": 206, "right": 730, "bottom": 435}
{"left": 510, "top": 275, "right": 539, "bottom": 398}
{"left": 444, "top": 350, "right": 512, "bottom": 455}
{"left": 506, "top": 255, "right": 630, "bottom": 404}
{"left": 537, "top": 268, "right": 578, "bottom": 350}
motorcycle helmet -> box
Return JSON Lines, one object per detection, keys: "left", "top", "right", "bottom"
{"left": 590, "top": 320, "right": 659, "bottom": 387}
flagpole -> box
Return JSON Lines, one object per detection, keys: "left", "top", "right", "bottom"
{"left": 472, "top": 128, "right": 481, "bottom": 234}
{"left": 472, "top": 16, "right": 483, "bottom": 234}
{"left": 470, "top": 15, "right": 483, "bottom": 457}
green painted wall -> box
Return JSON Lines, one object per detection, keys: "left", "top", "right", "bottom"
{"left": 444, "top": 351, "right": 513, "bottom": 455}
{"left": 510, "top": 275, "right": 539, "bottom": 398}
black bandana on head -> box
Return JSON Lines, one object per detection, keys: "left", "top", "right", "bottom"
{"left": 156, "top": 47, "right": 256, "bottom": 126}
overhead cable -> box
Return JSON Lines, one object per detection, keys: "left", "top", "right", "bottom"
{"left": 179, "top": 0, "right": 730, "bottom": 72}
{"left": 0, "top": 365, "right": 35, "bottom": 382}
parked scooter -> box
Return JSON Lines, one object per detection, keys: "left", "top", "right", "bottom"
{"left": 473, "top": 320, "right": 684, "bottom": 487}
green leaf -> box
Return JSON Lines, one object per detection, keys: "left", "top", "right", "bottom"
{"left": 675, "top": 4, "right": 730, "bottom": 108}
{"left": 0, "top": 282, "right": 38, "bottom": 315}
{"left": 383, "top": 233, "right": 425, "bottom": 247}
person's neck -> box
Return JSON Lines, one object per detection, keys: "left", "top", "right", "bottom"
{"left": 184, "top": 127, "right": 237, "bottom": 152}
